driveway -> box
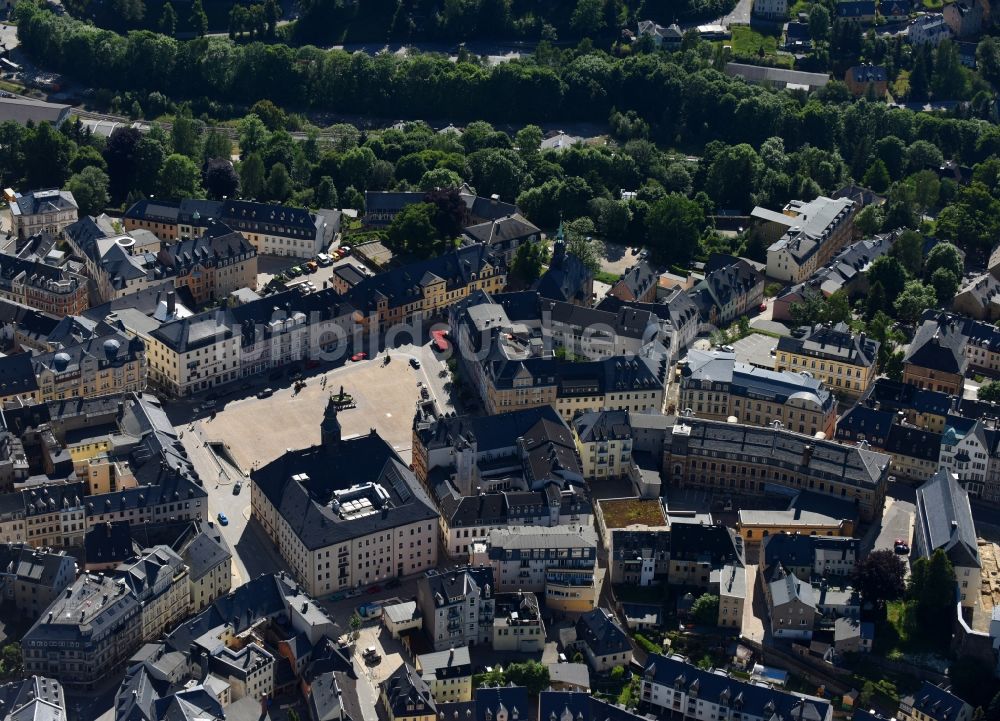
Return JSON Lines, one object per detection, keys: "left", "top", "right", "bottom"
{"left": 869, "top": 498, "right": 916, "bottom": 557}
{"left": 722, "top": 0, "right": 753, "bottom": 26}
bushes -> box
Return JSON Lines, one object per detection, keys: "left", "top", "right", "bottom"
{"left": 633, "top": 632, "right": 662, "bottom": 654}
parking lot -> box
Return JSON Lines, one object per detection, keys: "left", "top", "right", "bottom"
{"left": 256, "top": 252, "right": 374, "bottom": 294}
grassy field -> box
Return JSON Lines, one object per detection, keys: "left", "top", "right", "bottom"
{"left": 594, "top": 270, "right": 620, "bottom": 284}
{"left": 731, "top": 25, "right": 780, "bottom": 56}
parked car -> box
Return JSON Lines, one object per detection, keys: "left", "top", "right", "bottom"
{"left": 257, "top": 388, "right": 274, "bottom": 399}
{"left": 306, "top": 261, "right": 318, "bottom": 272}
{"left": 351, "top": 352, "right": 367, "bottom": 362}
{"left": 217, "top": 513, "right": 229, "bottom": 526}
{"left": 409, "top": 358, "right": 421, "bottom": 369}
{"left": 362, "top": 647, "right": 381, "bottom": 664}
{"left": 894, "top": 538, "right": 910, "bottom": 554}
{"left": 233, "top": 481, "right": 242, "bottom": 495}
{"left": 287, "top": 266, "right": 303, "bottom": 277}
{"left": 317, "top": 253, "right": 333, "bottom": 266}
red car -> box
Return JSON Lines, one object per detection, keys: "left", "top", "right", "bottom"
{"left": 351, "top": 352, "right": 367, "bottom": 362}
{"left": 759, "top": 302, "right": 767, "bottom": 312}
{"left": 367, "top": 585, "right": 382, "bottom": 593}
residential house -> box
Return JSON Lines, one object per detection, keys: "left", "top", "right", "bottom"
{"left": 775, "top": 323, "right": 879, "bottom": 398}
{"left": 837, "top": 0, "right": 877, "bottom": 21}
{"left": 415, "top": 646, "right": 472, "bottom": 703}
{"left": 22, "top": 571, "right": 143, "bottom": 687}
{"left": 639, "top": 653, "right": 833, "bottom": 721}
{"left": 155, "top": 222, "right": 258, "bottom": 305}
{"left": 0, "top": 543, "right": 77, "bottom": 620}
{"left": 596, "top": 289, "right": 701, "bottom": 363}
{"left": 903, "top": 311, "right": 970, "bottom": 395}
{"left": 913, "top": 469, "right": 981, "bottom": 607}
{"left": 845, "top": 65, "right": 888, "bottom": 97}
{"left": 10, "top": 190, "right": 78, "bottom": 240}
{"left": 679, "top": 350, "right": 838, "bottom": 438}
{"left": 471, "top": 526, "right": 599, "bottom": 617}
{"left": 953, "top": 273, "right": 1000, "bottom": 321}
{"left": 881, "top": 0, "right": 912, "bottom": 15}
{"left": 944, "top": 0, "right": 984, "bottom": 37}
{"left": 759, "top": 196, "right": 857, "bottom": 283}
{"left": 608, "top": 260, "right": 658, "bottom": 304}
{"left": 573, "top": 410, "right": 635, "bottom": 480}
{"left": 760, "top": 534, "right": 858, "bottom": 581}
{"left": 909, "top": 13, "right": 954, "bottom": 43}
{"left": 416, "top": 567, "right": 495, "bottom": 651}
{"left": 899, "top": 683, "right": 973, "bottom": 721}
{"left": 0, "top": 251, "right": 89, "bottom": 316}
{"left": 381, "top": 664, "right": 437, "bottom": 721}
{"left": 0, "top": 676, "right": 66, "bottom": 721}
{"left": 636, "top": 20, "right": 684, "bottom": 48}
{"left": 492, "top": 591, "right": 545, "bottom": 652}
{"left": 572, "top": 608, "right": 633, "bottom": 673}
{"left": 688, "top": 256, "right": 764, "bottom": 327}
{"left": 178, "top": 520, "right": 232, "bottom": 612}
{"left": 834, "top": 617, "right": 874, "bottom": 654}
{"left": 736, "top": 496, "right": 857, "bottom": 544}
{"left": 753, "top": 0, "right": 788, "bottom": 19}
{"left": 251, "top": 403, "right": 439, "bottom": 597}
{"left": 117, "top": 545, "right": 191, "bottom": 643}
{"left": 461, "top": 214, "right": 540, "bottom": 265}
{"left": 64, "top": 215, "right": 160, "bottom": 305}
{"left": 664, "top": 417, "right": 891, "bottom": 521}
{"left": 763, "top": 565, "right": 817, "bottom": 640}
{"left": 772, "top": 234, "right": 896, "bottom": 322}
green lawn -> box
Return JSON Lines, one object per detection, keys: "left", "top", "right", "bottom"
{"left": 876, "top": 601, "right": 949, "bottom": 657}
{"left": 730, "top": 25, "right": 780, "bottom": 56}
{"left": 594, "top": 270, "right": 620, "bottom": 284}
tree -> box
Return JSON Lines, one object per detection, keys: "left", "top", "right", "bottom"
{"left": 980, "top": 380, "right": 1000, "bottom": 402}
{"left": 646, "top": 194, "right": 705, "bottom": 264}
{"left": 203, "top": 130, "right": 233, "bottom": 162}
{"left": 265, "top": 162, "right": 292, "bottom": 201}
{"left": 387, "top": 202, "right": 442, "bottom": 258}
{"left": 855, "top": 204, "right": 883, "bottom": 237}
{"left": 691, "top": 594, "right": 720, "bottom": 626}
{"left": 249, "top": 100, "right": 287, "bottom": 131}
{"left": 503, "top": 661, "right": 549, "bottom": 695}
{"left": 238, "top": 115, "right": 271, "bottom": 157}
{"left": 263, "top": 0, "right": 279, "bottom": 36}
{"left": 189, "top": 0, "right": 208, "bottom": 36}
{"left": 907, "top": 548, "right": 956, "bottom": 645}
{"left": 924, "top": 242, "right": 964, "bottom": 283}
{"left": 349, "top": 612, "right": 362, "bottom": 640}
{"left": 911, "top": 170, "right": 941, "bottom": 215}
{"left": 867, "top": 256, "right": 908, "bottom": 300}
{"left": 316, "top": 176, "right": 339, "bottom": 208}
{"left": 423, "top": 188, "right": 466, "bottom": 240}
{"left": 511, "top": 241, "right": 546, "bottom": 284}
{"left": 420, "top": 168, "right": 462, "bottom": 192}
{"left": 565, "top": 217, "right": 603, "bottom": 273}
{"left": 239, "top": 153, "right": 266, "bottom": 199}
{"left": 67, "top": 167, "right": 110, "bottom": 216}
{"left": 706, "top": 144, "right": 762, "bottom": 212}
{"left": 862, "top": 159, "right": 891, "bottom": 193}
{"left": 515, "top": 125, "right": 543, "bottom": 157}
{"left": 23, "top": 123, "right": 72, "bottom": 189}
{"left": 930, "top": 267, "right": 960, "bottom": 306}
{"left": 158, "top": 154, "right": 203, "bottom": 199}
{"left": 853, "top": 549, "right": 906, "bottom": 608}
{"left": 894, "top": 280, "right": 939, "bottom": 325}
{"left": 171, "top": 113, "right": 202, "bottom": 160}
{"left": 889, "top": 230, "right": 925, "bottom": 277}
{"left": 978, "top": 36, "right": 1000, "bottom": 86}
{"left": 0, "top": 644, "right": 21, "bottom": 679}
{"left": 570, "top": 0, "right": 605, "bottom": 35}
{"left": 159, "top": 2, "right": 177, "bottom": 34}
{"left": 809, "top": 4, "right": 830, "bottom": 43}
{"left": 203, "top": 158, "right": 240, "bottom": 200}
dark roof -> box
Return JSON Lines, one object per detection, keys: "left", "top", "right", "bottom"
{"left": 83, "top": 521, "right": 136, "bottom": 567}
{"left": 669, "top": 523, "right": 744, "bottom": 566}
{"left": 348, "top": 245, "right": 502, "bottom": 312}
{"left": 914, "top": 469, "right": 980, "bottom": 568}
{"left": 251, "top": 430, "right": 438, "bottom": 551}
{"left": 0, "top": 543, "right": 75, "bottom": 588}
{"left": 0, "top": 353, "right": 39, "bottom": 395}
{"left": 573, "top": 410, "right": 632, "bottom": 443}
{"left": 539, "top": 691, "right": 649, "bottom": 721}
{"left": 643, "top": 654, "right": 832, "bottom": 721}
{"left": 179, "top": 521, "right": 231, "bottom": 582}
{"left": 761, "top": 534, "right": 857, "bottom": 577}
{"left": 535, "top": 243, "right": 592, "bottom": 304}
{"left": 12, "top": 189, "right": 77, "bottom": 216}
{"left": 904, "top": 311, "right": 972, "bottom": 375}
{"left": 157, "top": 221, "right": 255, "bottom": 271}
{"left": 382, "top": 664, "right": 437, "bottom": 718}
{"left": 835, "top": 405, "right": 894, "bottom": 444}
{"left": 860, "top": 378, "right": 954, "bottom": 418}
{"left": 847, "top": 65, "right": 888, "bottom": 83}
{"left": 613, "top": 259, "right": 658, "bottom": 299}
{"left": 416, "top": 405, "right": 564, "bottom": 454}
{"left": 463, "top": 214, "right": 539, "bottom": 247}
{"left": 777, "top": 322, "right": 878, "bottom": 368}
{"left": 902, "top": 683, "right": 970, "bottom": 721}
{"left": 575, "top": 608, "right": 631, "bottom": 657}
{"left": 836, "top": 0, "right": 876, "bottom": 15}
{"left": 884, "top": 424, "right": 941, "bottom": 461}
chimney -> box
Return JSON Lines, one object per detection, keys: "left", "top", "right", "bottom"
{"left": 106, "top": 521, "right": 112, "bottom": 538}
{"left": 801, "top": 444, "right": 813, "bottom": 466}
{"left": 167, "top": 290, "right": 176, "bottom": 316}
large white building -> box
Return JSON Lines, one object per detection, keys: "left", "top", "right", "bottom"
{"left": 251, "top": 400, "right": 440, "bottom": 596}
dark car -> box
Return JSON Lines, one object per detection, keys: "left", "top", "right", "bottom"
{"left": 257, "top": 388, "right": 274, "bottom": 399}
{"left": 409, "top": 358, "right": 421, "bottom": 369}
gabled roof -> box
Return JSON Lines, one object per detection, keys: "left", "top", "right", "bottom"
{"left": 575, "top": 608, "right": 631, "bottom": 657}
{"left": 902, "top": 682, "right": 970, "bottom": 721}
{"left": 914, "top": 469, "right": 980, "bottom": 568}
{"left": 904, "top": 311, "right": 970, "bottom": 375}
